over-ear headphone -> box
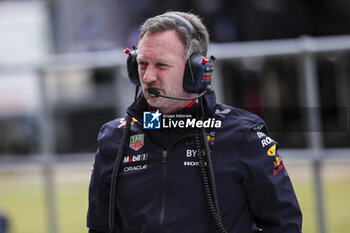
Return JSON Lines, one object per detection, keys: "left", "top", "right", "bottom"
{"left": 125, "top": 14, "right": 214, "bottom": 94}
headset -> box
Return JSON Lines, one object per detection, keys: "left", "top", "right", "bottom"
{"left": 109, "top": 14, "right": 227, "bottom": 233}
{"left": 125, "top": 13, "right": 215, "bottom": 98}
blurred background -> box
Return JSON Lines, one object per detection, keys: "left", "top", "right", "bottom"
{"left": 0, "top": 0, "right": 349, "bottom": 233}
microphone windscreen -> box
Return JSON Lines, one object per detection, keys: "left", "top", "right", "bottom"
{"left": 147, "top": 88, "right": 160, "bottom": 98}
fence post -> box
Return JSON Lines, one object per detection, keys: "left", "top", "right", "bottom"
{"left": 300, "top": 36, "right": 327, "bottom": 233}
{"left": 37, "top": 68, "right": 59, "bottom": 233}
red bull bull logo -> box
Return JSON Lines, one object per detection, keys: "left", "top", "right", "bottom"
{"left": 273, "top": 157, "right": 285, "bottom": 175}
{"left": 207, "top": 136, "right": 215, "bottom": 141}
{"left": 118, "top": 117, "right": 138, "bottom": 128}
{"left": 273, "top": 157, "right": 281, "bottom": 167}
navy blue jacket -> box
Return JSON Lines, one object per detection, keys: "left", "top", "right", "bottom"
{"left": 87, "top": 92, "right": 302, "bottom": 233}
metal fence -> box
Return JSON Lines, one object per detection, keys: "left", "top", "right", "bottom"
{"left": 2, "top": 34, "right": 350, "bottom": 233}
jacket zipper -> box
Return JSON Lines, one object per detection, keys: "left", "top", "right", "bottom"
{"left": 159, "top": 149, "right": 167, "bottom": 232}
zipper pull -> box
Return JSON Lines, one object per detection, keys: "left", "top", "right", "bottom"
{"left": 161, "top": 150, "right": 167, "bottom": 164}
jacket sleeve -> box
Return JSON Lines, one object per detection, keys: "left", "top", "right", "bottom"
{"left": 87, "top": 122, "right": 120, "bottom": 233}
{"left": 240, "top": 123, "right": 303, "bottom": 233}
{"left": 87, "top": 147, "right": 110, "bottom": 233}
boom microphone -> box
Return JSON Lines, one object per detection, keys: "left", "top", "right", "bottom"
{"left": 147, "top": 86, "right": 213, "bottom": 101}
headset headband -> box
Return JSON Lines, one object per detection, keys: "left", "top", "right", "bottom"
{"left": 160, "top": 14, "right": 198, "bottom": 40}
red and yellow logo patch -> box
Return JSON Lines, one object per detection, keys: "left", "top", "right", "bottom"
{"left": 207, "top": 136, "right": 215, "bottom": 141}
{"left": 267, "top": 144, "right": 276, "bottom": 156}
{"left": 273, "top": 156, "right": 285, "bottom": 175}
{"left": 274, "top": 157, "right": 281, "bottom": 167}
{"left": 118, "top": 117, "right": 137, "bottom": 128}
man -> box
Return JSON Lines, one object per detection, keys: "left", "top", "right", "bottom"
{"left": 87, "top": 11, "right": 302, "bottom": 233}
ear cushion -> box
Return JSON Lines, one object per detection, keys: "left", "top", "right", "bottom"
{"left": 126, "top": 50, "right": 140, "bottom": 86}
{"left": 183, "top": 53, "right": 214, "bottom": 93}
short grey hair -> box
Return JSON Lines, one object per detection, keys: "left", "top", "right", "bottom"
{"left": 138, "top": 11, "right": 209, "bottom": 59}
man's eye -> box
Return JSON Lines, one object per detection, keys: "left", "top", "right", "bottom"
{"left": 139, "top": 62, "right": 147, "bottom": 69}
{"left": 157, "top": 63, "right": 168, "bottom": 69}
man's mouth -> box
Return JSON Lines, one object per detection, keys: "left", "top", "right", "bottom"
{"left": 146, "top": 87, "right": 162, "bottom": 93}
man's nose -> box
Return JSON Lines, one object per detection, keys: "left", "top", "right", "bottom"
{"left": 142, "top": 66, "right": 157, "bottom": 83}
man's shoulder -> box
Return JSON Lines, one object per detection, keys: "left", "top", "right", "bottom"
{"left": 214, "top": 103, "right": 265, "bottom": 131}
{"left": 99, "top": 115, "right": 141, "bottom": 136}
{"left": 98, "top": 117, "right": 123, "bottom": 137}
{"left": 101, "top": 117, "right": 123, "bottom": 129}
{"left": 96, "top": 115, "right": 141, "bottom": 159}
{"left": 97, "top": 114, "right": 142, "bottom": 146}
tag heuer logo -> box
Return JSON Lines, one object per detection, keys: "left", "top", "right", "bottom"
{"left": 130, "top": 134, "right": 144, "bottom": 151}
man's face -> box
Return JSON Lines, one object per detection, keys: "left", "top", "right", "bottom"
{"left": 137, "top": 30, "right": 194, "bottom": 114}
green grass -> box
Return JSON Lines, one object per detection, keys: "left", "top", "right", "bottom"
{"left": 289, "top": 164, "right": 350, "bottom": 233}
{"left": 293, "top": 178, "right": 318, "bottom": 233}
{"left": 57, "top": 182, "right": 89, "bottom": 233}
{"left": 0, "top": 164, "right": 349, "bottom": 233}
{"left": 0, "top": 181, "right": 46, "bottom": 233}
{"left": 324, "top": 179, "right": 350, "bottom": 233}
{"left": 0, "top": 168, "right": 90, "bottom": 233}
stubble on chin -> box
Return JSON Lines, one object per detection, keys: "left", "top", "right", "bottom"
{"left": 144, "top": 95, "right": 180, "bottom": 113}
{"left": 145, "top": 95, "right": 160, "bottom": 107}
